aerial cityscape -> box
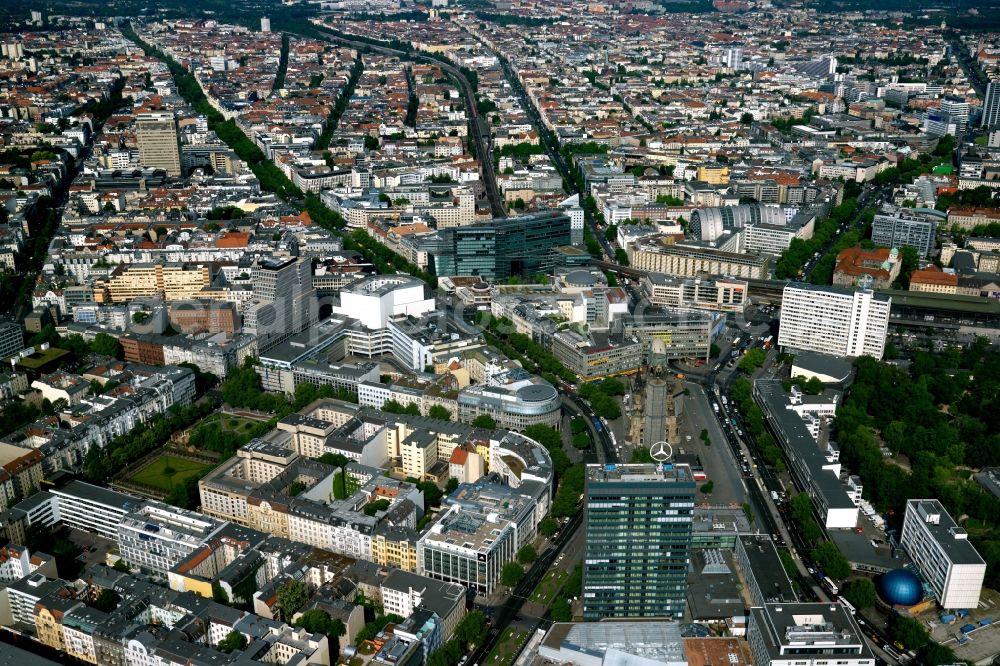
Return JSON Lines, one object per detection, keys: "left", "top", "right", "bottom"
{"left": 0, "top": 0, "right": 999, "bottom": 665}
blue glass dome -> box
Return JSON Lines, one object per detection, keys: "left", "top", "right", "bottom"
{"left": 877, "top": 569, "right": 922, "bottom": 606}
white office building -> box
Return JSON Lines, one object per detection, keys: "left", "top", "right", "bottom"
{"left": 117, "top": 501, "right": 225, "bottom": 575}
{"left": 748, "top": 603, "right": 875, "bottom": 666}
{"left": 901, "top": 499, "right": 986, "bottom": 610}
{"left": 330, "top": 274, "right": 435, "bottom": 331}
{"left": 778, "top": 284, "right": 890, "bottom": 359}
{"left": 51, "top": 481, "right": 139, "bottom": 539}
{"left": 983, "top": 80, "right": 1000, "bottom": 129}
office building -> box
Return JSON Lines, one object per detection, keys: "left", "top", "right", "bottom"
{"left": 0, "top": 321, "right": 23, "bottom": 360}
{"left": 754, "top": 380, "right": 859, "bottom": 529}
{"left": 641, "top": 273, "right": 747, "bottom": 313}
{"left": 983, "top": 80, "right": 1000, "bottom": 129}
{"left": 778, "top": 283, "right": 890, "bottom": 359}
{"left": 539, "top": 621, "right": 689, "bottom": 666}
{"left": 117, "top": 501, "right": 225, "bottom": 575}
{"left": 246, "top": 257, "right": 318, "bottom": 350}
{"left": 747, "top": 603, "right": 875, "bottom": 666}
{"left": 261, "top": 16, "right": 271, "bottom": 32}
{"left": 426, "top": 210, "right": 571, "bottom": 281}
{"left": 583, "top": 464, "right": 696, "bottom": 620}
{"left": 50, "top": 481, "right": 138, "bottom": 539}
{"left": 629, "top": 242, "right": 769, "bottom": 280}
{"left": 900, "top": 499, "right": 986, "bottom": 610}
{"left": 330, "top": 275, "right": 435, "bottom": 331}
{"left": 551, "top": 329, "right": 644, "bottom": 380}
{"left": 136, "top": 111, "right": 182, "bottom": 177}
{"left": 940, "top": 96, "right": 970, "bottom": 134}
{"left": 871, "top": 210, "right": 937, "bottom": 257}
{"left": 736, "top": 535, "right": 798, "bottom": 607}
{"left": 457, "top": 381, "right": 562, "bottom": 431}
{"left": 418, "top": 502, "right": 521, "bottom": 596}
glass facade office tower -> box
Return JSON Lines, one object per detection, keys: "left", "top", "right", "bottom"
{"left": 428, "top": 210, "right": 571, "bottom": 281}
{"left": 583, "top": 463, "right": 696, "bottom": 620}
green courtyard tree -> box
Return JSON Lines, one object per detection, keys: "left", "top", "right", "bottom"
{"left": 471, "top": 414, "right": 496, "bottom": 429}
{"left": 217, "top": 630, "right": 248, "bottom": 653}
{"left": 276, "top": 580, "right": 310, "bottom": 620}
{"left": 428, "top": 405, "right": 452, "bottom": 421}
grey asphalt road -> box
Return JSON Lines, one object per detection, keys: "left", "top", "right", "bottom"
{"left": 676, "top": 382, "right": 747, "bottom": 507}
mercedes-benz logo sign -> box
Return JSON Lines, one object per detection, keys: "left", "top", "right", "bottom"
{"left": 649, "top": 441, "right": 672, "bottom": 462}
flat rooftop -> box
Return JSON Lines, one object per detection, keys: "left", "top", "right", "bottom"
{"left": 541, "top": 621, "right": 686, "bottom": 665}
{"left": 586, "top": 462, "right": 693, "bottom": 485}
{"left": 907, "top": 499, "right": 985, "bottom": 566}
{"left": 52, "top": 480, "right": 139, "bottom": 512}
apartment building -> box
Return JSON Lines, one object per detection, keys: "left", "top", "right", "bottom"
{"left": 778, "top": 284, "right": 890, "bottom": 359}
{"left": 99, "top": 262, "right": 212, "bottom": 303}
{"left": 381, "top": 570, "right": 467, "bottom": 640}
{"left": 901, "top": 499, "right": 986, "bottom": 610}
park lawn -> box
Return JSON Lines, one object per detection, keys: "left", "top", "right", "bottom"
{"left": 484, "top": 628, "right": 528, "bottom": 666}
{"left": 529, "top": 569, "right": 568, "bottom": 606}
{"left": 131, "top": 455, "right": 212, "bottom": 491}
{"left": 198, "top": 413, "right": 258, "bottom": 432}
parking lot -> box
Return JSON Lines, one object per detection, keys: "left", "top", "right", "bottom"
{"left": 928, "top": 588, "right": 1000, "bottom": 664}
{"left": 67, "top": 527, "right": 117, "bottom": 568}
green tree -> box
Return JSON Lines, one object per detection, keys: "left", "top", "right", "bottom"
{"left": 539, "top": 516, "right": 559, "bottom": 536}
{"left": 363, "top": 498, "right": 391, "bottom": 516}
{"left": 92, "top": 589, "right": 121, "bottom": 613}
{"left": 295, "top": 609, "right": 346, "bottom": 639}
{"left": 739, "top": 348, "right": 766, "bottom": 373}
{"left": 890, "top": 615, "right": 929, "bottom": 651}
{"left": 550, "top": 596, "right": 572, "bottom": 621}
{"left": 501, "top": 562, "right": 525, "bottom": 588}
{"left": 517, "top": 545, "right": 537, "bottom": 565}
{"left": 276, "top": 580, "right": 310, "bottom": 620}
{"left": 217, "top": 630, "right": 248, "bottom": 653}
{"left": 811, "top": 541, "right": 851, "bottom": 580}
{"left": 91, "top": 332, "right": 122, "bottom": 358}
{"left": 454, "top": 610, "right": 487, "bottom": 646}
{"left": 842, "top": 578, "right": 876, "bottom": 609}
{"left": 428, "top": 405, "right": 452, "bottom": 421}
{"left": 472, "top": 414, "right": 497, "bottom": 430}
